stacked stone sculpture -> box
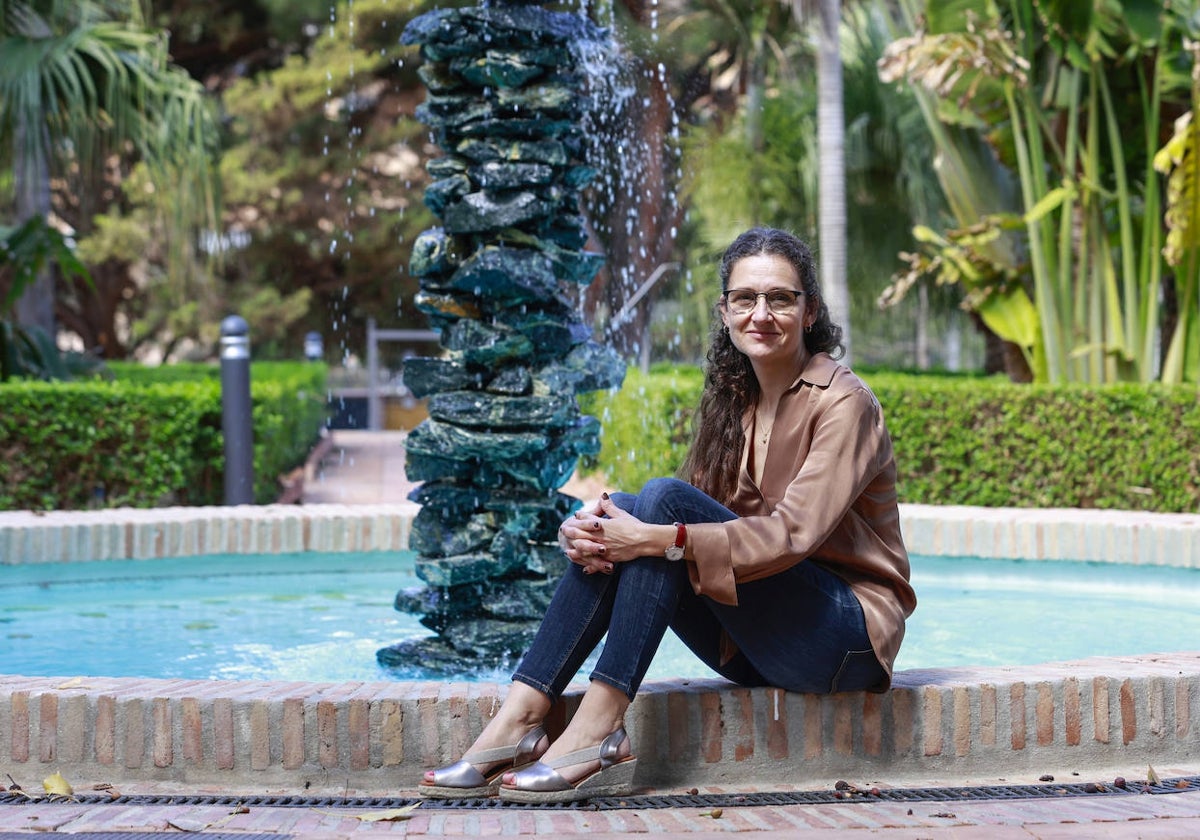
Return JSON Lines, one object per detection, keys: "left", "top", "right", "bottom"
{"left": 376, "top": 1, "right": 625, "bottom": 673}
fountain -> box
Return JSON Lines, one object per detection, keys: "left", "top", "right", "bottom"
{"left": 375, "top": 1, "right": 625, "bottom": 672}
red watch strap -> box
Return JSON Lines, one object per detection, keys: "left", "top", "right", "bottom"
{"left": 673, "top": 522, "right": 687, "bottom": 548}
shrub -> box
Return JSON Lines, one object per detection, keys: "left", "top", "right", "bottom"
{"left": 870, "top": 375, "right": 1200, "bottom": 512}
{"left": 578, "top": 364, "right": 705, "bottom": 492}
{"left": 0, "top": 362, "right": 327, "bottom": 510}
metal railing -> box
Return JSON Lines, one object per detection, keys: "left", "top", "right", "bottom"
{"left": 365, "top": 319, "right": 440, "bottom": 430}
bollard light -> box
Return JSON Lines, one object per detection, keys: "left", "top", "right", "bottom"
{"left": 304, "top": 331, "right": 324, "bottom": 362}
{"left": 220, "top": 315, "right": 255, "bottom": 505}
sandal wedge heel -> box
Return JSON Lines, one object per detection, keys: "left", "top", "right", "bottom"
{"left": 498, "top": 726, "right": 636, "bottom": 804}
{"left": 418, "top": 725, "right": 547, "bottom": 799}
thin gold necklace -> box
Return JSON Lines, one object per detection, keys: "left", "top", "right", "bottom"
{"left": 757, "top": 412, "right": 772, "bottom": 446}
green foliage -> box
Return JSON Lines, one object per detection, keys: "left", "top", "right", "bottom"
{"left": 1, "top": 216, "right": 103, "bottom": 381}
{"left": 0, "top": 0, "right": 221, "bottom": 348}
{"left": 582, "top": 365, "right": 1200, "bottom": 513}
{"left": 879, "top": 0, "right": 1200, "bottom": 384}
{"left": 215, "top": 0, "right": 443, "bottom": 360}
{"left": 872, "top": 376, "right": 1200, "bottom": 511}
{"left": 1, "top": 216, "right": 89, "bottom": 311}
{"left": 246, "top": 366, "right": 329, "bottom": 502}
{"left": 683, "top": 85, "right": 818, "bottom": 248}
{"left": 578, "top": 364, "right": 705, "bottom": 491}
{"left": 0, "top": 380, "right": 212, "bottom": 510}
{"left": 1, "top": 320, "right": 106, "bottom": 382}
{"left": 0, "top": 362, "right": 328, "bottom": 510}
{"left": 677, "top": 1, "right": 968, "bottom": 370}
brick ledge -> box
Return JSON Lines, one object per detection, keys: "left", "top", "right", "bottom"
{"left": 2, "top": 651, "right": 1197, "bottom": 793}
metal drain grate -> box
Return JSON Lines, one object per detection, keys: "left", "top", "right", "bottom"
{"left": 2, "top": 775, "right": 1194, "bottom": 811}
{"left": 0, "top": 835, "right": 288, "bottom": 840}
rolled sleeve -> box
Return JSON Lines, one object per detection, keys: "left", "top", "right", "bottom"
{"left": 684, "top": 522, "right": 738, "bottom": 604}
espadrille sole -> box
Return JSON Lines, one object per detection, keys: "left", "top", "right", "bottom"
{"left": 498, "top": 757, "right": 637, "bottom": 804}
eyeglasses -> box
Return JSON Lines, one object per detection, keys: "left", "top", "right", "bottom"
{"left": 722, "top": 288, "right": 804, "bottom": 314}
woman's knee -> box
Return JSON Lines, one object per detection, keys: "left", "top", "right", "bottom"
{"left": 607, "top": 491, "right": 637, "bottom": 514}
{"left": 634, "top": 477, "right": 693, "bottom": 519}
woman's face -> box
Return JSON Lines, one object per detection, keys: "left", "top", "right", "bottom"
{"left": 720, "top": 254, "right": 814, "bottom": 374}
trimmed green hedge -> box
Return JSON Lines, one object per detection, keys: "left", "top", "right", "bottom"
{"left": 5, "top": 360, "right": 1197, "bottom": 513}
{"left": 578, "top": 365, "right": 705, "bottom": 493}
{"left": 0, "top": 363, "right": 327, "bottom": 510}
{"left": 581, "top": 366, "right": 1200, "bottom": 513}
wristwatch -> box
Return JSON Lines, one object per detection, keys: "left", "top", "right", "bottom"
{"left": 665, "top": 522, "right": 686, "bottom": 561}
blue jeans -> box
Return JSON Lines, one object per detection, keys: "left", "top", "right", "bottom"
{"left": 511, "top": 478, "right": 885, "bottom": 702}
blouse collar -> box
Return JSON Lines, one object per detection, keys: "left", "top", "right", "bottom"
{"left": 787, "top": 351, "right": 840, "bottom": 391}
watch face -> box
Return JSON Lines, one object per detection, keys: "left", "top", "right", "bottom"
{"left": 665, "top": 545, "right": 684, "bottom": 561}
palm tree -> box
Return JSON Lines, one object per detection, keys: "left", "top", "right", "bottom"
{"left": 0, "top": 0, "right": 219, "bottom": 340}
{"left": 801, "top": 0, "right": 852, "bottom": 362}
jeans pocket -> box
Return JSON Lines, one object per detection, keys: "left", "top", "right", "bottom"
{"left": 829, "top": 648, "right": 884, "bottom": 693}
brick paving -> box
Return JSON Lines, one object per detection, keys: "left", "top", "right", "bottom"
{"left": 2, "top": 786, "right": 1199, "bottom": 837}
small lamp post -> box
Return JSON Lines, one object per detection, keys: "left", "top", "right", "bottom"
{"left": 220, "top": 315, "right": 254, "bottom": 505}
{"left": 304, "top": 331, "right": 324, "bottom": 362}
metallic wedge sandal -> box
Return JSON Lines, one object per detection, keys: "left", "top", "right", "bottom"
{"left": 497, "top": 726, "right": 637, "bottom": 804}
{"left": 418, "top": 725, "right": 548, "bottom": 799}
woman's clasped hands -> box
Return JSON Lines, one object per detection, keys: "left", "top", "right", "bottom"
{"left": 558, "top": 494, "right": 645, "bottom": 575}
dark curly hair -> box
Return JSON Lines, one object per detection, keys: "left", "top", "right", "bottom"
{"left": 678, "top": 228, "right": 844, "bottom": 504}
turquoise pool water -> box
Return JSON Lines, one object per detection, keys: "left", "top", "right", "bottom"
{"left": 1, "top": 552, "right": 1197, "bottom": 682}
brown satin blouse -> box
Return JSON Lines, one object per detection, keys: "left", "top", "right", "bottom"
{"left": 684, "top": 352, "right": 916, "bottom": 688}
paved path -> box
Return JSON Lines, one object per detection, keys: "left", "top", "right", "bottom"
{"left": 2, "top": 785, "right": 1198, "bottom": 837}
{"left": 302, "top": 430, "right": 417, "bottom": 505}
{"left": 301, "top": 429, "right": 607, "bottom": 506}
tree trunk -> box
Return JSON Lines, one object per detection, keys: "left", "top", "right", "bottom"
{"left": 57, "top": 262, "right": 135, "bottom": 359}
{"left": 814, "top": 0, "right": 851, "bottom": 361}
{"left": 970, "top": 311, "right": 1032, "bottom": 381}
{"left": 916, "top": 283, "right": 929, "bottom": 369}
{"left": 12, "top": 118, "right": 57, "bottom": 337}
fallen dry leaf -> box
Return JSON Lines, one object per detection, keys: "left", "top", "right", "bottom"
{"left": 167, "top": 806, "right": 248, "bottom": 833}
{"left": 54, "top": 677, "right": 92, "bottom": 690}
{"left": 42, "top": 771, "right": 73, "bottom": 797}
{"left": 312, "top": 803, "right": 421, "bottom": 823}
{"left": 91, "top": 783, "right": 121, "bottom": 800}
{"left": 167, "top": 819, "right": 210, "bottom": 832}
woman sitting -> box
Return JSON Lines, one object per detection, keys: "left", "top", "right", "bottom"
{"left": 419, "top": 226, "right": 916, "bottom": 804}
